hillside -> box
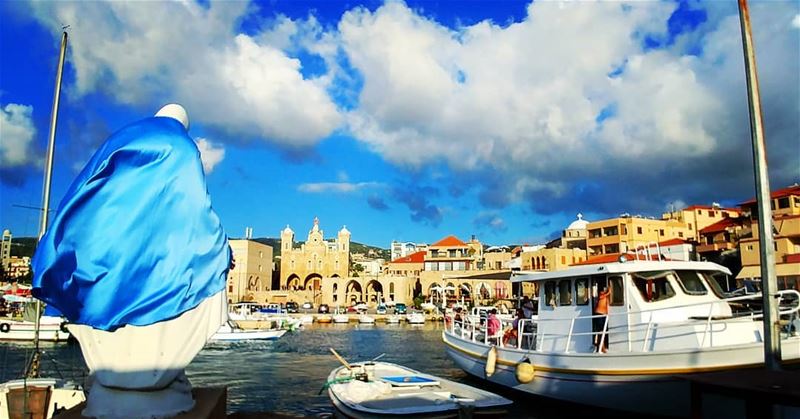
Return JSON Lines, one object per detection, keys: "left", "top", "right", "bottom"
{"left": 8, "top": 236, "right": 389, "bottom": 260}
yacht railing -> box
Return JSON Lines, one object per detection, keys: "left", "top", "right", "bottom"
{"left": 446, "top": 289, "right": 800, "bottom": 353}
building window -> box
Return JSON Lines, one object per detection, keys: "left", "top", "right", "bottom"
{"left": 778, "top": 197, "right": 790, "bottom": 209}
{"left": 603, "top": 226, "right": 618, "bottom": 236}
{"left": 605, "top": 244, "right": 619, "bottom": 254}
{"left": 637, "top": 227, "right": 643, "bottom": 234}
{"left": 689, "top": 223, "right": 693, "bottom": 230}
{"left": 561, "top": 256, "right": 566, "bottom": 265}
{"left": 589, "top": 229, "right": 602, "bottom": 238}
{"left": 747, "top": 245, "right": 754, "bottom": 251}
{"left": 678, "top": 232, "right": 684, "bottom": 238}
{"left": 621, "top": 224, "right": 627, "bottom": 235}
{"left": 449, "top": 250, "right": 457, "bottom": 257}
{"left": 659, "top": 229, "right": 665, "bottom": 236}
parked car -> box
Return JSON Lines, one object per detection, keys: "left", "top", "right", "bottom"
{"left": 376, "top": 304, "right": 387, "bottom": 315}
{"left": 286, "top": 302, "right": 299, "bottom": 313}
{"left": 302, "top": 302, "right": 313, "bottom": 310}
{"left": 318, "top": 303, "right": 330, "bottom": 314}
{"left": 346, "top": 305, "right": 358, "bottom": 313}
{"left": 394, "top": 303, "right": 407, "bottom": 314}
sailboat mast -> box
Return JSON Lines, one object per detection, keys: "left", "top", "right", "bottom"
{"left": 30, "top": 29, "right": 68, "bottom": 375}
{"left": 736, "top": 0, "right": 781, "bottom": 370}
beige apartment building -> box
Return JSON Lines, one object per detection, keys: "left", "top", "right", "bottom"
{"left": 226, "top": 239, "right": 273, "bottom": 303}
{"left": 737, "top": 184, "right": 800, "bottom": 289}
{"left": 586, "top": 215, "right": 691, "bottom": 256}
{"left": 280, "top": 218, "right": 350, "bottom": 293}
{"left": 520, "top": 247, "right": 588, "bottom": 271}
{"left": 662, "top": 205, "right": 741, "bottom": 242}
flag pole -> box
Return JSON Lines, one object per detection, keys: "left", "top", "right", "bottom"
{"left": 736, "top": 0, "right": 781, "bottom": 371}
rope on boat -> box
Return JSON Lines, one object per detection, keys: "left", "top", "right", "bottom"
{"left": 317, "top": 376, "right": 354, "bottom": 395}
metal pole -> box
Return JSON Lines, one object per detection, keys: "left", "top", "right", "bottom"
{"left": 737, "top": 0, "right": 781, "bottom": 371}
{"left": 28, "top": 30, "right": 68, "bottom": 379}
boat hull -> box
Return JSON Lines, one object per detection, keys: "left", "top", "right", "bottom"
{"left": 0, "top": 319, "right": 70, "bottom": 342}
{"left": 443, "top": 330, "right": 800, "bottom": 417}
{"left": 210, "top": 329, "right": 286, "bottom": 341}
{"left": 327, "top": 361, "right": 511, "bottom": 419}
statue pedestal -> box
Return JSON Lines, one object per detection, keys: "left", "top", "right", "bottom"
{"left": 59, "top": 387, "right": 226, "bottom": 419}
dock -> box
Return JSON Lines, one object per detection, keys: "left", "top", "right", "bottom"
{"left": 678, "top": 369, "right": 800, "bottom": 419}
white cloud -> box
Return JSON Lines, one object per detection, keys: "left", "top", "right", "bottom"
{"left": 337, "top": 1, "right": 798, "bottom": 210}
{"left": 792, "top": 14, "right": 800, "bottom": 28}
{"left": 0, "top": 103, "right": 36, "bottom": 167}
{"left": 298, "top": 181, "right": 383, "bottom": 193}
{"left": 194, "top": 137, "right": 225, "bottom": 174}
{"left": 28, "top": 1, "right": 341, "bottom": 147}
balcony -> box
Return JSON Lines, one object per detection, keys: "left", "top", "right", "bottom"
{"left": 697, "top": 242, "right": 735, "bottom": 254}
{"left": 785, "top": 253, "right": 800, "bottom": 263}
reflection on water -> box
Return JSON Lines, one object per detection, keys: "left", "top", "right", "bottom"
{"left": 0, "top": 322, "right": 646, "bottom": 418}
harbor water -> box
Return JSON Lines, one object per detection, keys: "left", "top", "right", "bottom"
{"left": 0, "top": 322, "right": 652, "bottom": 418}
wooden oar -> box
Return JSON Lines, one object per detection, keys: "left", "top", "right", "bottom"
{"left": 329, "top": 348, "right": 352, "bottom": 370}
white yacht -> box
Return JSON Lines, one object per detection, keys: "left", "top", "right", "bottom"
{"left": 406, "top": 312, "right": 426, "bottom": 325}
{"left": 443, "top": 257, "right": 800, "bottom": 417}
{"left": 333, "top": 307, "right": 350, "bottom": 324}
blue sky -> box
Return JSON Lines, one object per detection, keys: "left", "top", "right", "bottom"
{"left": 1, "top": 0, "right": 798, "bottom": 248}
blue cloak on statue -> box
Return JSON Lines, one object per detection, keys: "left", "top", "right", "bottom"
{"left": 32, "top": 116, "right": 231, "bottom": 331}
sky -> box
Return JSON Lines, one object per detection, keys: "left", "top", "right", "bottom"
{"left": 1, "top": 0, "right": 798, "bottom": 249}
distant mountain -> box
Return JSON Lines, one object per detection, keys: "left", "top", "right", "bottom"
{"left": 243, "top": 237, "right": 389, "bottom": 259}
{"left": 6, "top": 237, "right": 38, "bottom": 258}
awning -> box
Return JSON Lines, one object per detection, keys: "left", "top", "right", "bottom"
{"left": 736, "top": 263, "right": 800, "bottom": 279}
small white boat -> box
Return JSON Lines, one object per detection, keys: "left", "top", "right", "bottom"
{"left": 300, "top": 315, "right": 314, "bottom": 324}
{"left": 0, "top": 377, "right": 85, "bottom": 418}
{"left": 317, "top": 314, "right": 333, "bottom": 324}
{"left": 333, "top": 308, "right": 350, "bottom": 324}
{"left": 358, "top": 315, "right": 375, "bottom": 324}
{"left": 406, "top": 312, "right": 425, "bottom": 325}
{"left": 326, "top": 361, "right": 511, "bottom": 418}
{"left": 385, "top": 315, "right": 401, "bottom": 324}
{"left": 210, "top": 322, "right": 287, "bottom": 341}
{"left": 0, "top": 316, "right": 71, "bottom": 342}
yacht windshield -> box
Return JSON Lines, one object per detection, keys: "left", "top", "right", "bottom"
{"left": 632, "top": 271, "right": 676, "bottom": 303}
{"left": 674, "top": 271, "right": 709, "bottom": 296}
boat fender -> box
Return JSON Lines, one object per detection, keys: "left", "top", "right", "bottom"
{"left": 60, "top": 322, "right": 70, "bottom": 334}
{"left": 485, "top": 345, "right": 497, "bottom": 378}
{"left": 515, "top": 358, "right": 535, "bottom": 383}
{"left": 0, "top": 323, "right": 10, "bottom": 333}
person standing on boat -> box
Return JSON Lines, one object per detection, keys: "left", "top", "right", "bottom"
{"left": 487, "top": 308, "right": 501, "bottom": 345}
{"left": 521, "top": 295, "right": 535, "bottom": 319}
{"left": 593, "top": 285, "right": 610, "bottom": 353}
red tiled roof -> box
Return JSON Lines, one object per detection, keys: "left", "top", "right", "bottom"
{"left": 390, "top": 251, "right": 426, "bottom": 264}
{"left": 431, "top": 235, "right": 467, "bottom": 247}
{"left": 572, "top": 253, "right": 665, "bottom": 266}
{"left": 700, "top": 217, "right": 740, "bottom": 234}
{"left": 740, "top": 184, "right": 800, "bottom": 206}
{"left": 658, "top": 238, "right": 689, "bottom": 247}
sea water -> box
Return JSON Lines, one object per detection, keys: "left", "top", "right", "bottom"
{"left": 0, "top": 322, "right": 646, "bottom": 418}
